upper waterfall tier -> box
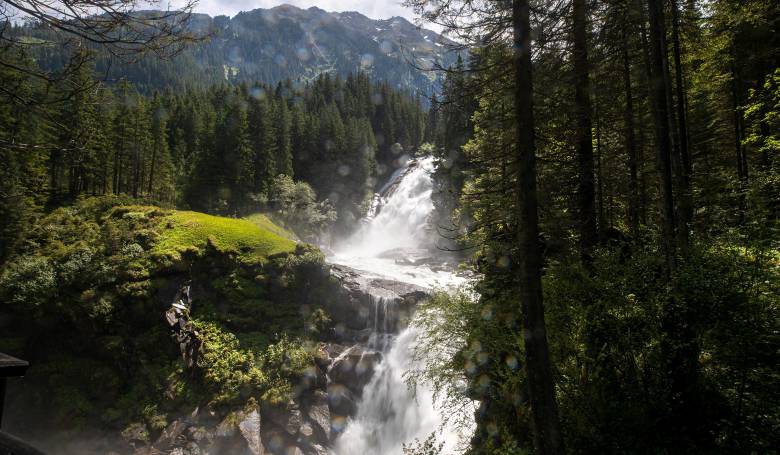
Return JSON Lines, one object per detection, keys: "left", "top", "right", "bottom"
{"left": 339, "top": 157, "right": 436, "bottom": 258}
{"left": 330, "top": 157, "right": 466, "bottom": 289}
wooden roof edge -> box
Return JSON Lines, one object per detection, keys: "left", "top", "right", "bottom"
{"left": 0, "top": 353, "right": 30, "bottom": 378}
{"left": 0, "top": 430, "right": 48, "bottom": 455}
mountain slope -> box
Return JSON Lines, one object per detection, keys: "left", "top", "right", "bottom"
{"left": 86, "top": 5, "right": 459, "bottom": 95}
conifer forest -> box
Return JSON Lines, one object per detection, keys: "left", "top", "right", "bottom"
{"left": 0, "top": 0, "right": 777, "bottom": 454}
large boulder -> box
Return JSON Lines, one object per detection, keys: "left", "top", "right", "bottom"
{"left": 155, "top": 420, "right": 188, "bottom": 449}
{"left": 260, "top": 426, "right": 302, "bottom": 455}
{"left": 264, "top": 400, "right": 302, "bottom": 435}
{"left": 304, "top": 390, "right": 331, "bottom": 442}
{"left": 238, "top": 410, "right": 265, "bottom": 455}
{"left": 306, "top": 443, "right": 328, "bottom": 455}
{"left": 211, "top": 410, "right": 265, "bottom": 455}
{"left": 326, "top": 264, "right": 428, "bottom": 340}
{"left": 327, "top": 344, "right": 382, "bottom": 396}
{"left": 326, "top": 383, "right": 358, "bottom": 418}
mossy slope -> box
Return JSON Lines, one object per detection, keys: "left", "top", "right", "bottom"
{"left": 0, "top": 197, "right": 332, "bottom": 449}
{"left": 154, "top": 210, "right": 296, "bottom": 263}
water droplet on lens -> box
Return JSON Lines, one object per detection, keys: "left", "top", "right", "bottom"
{"left": 338, "top": 165, "right": 351, "bottom": 176}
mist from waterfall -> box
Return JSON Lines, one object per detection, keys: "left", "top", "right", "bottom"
{"left": 329, "top": 157, "right": 471, "bottom": 455}
{"left": 332, "top": 327, "right": 462, "bottom": 455}
{"left": 339, "top": 157, "right": 436, "bottom": 258}
{"left": 332, "top": 157, "right": 465, "bottom": 289}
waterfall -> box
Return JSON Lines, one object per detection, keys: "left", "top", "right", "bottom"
{"left": 329, "top": 157, "right": 471, "bottom": 455}
{"left": 332, "top": 157, "right": 463, "bottom": 289}
{"left": 337, "top": 157, "right": 435, "bottom": 259}
{"left": 332, "top": 328, "right": 455, "bottom": 455}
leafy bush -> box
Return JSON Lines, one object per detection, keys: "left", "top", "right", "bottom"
{"left": 195, "top": 321, "right": 312, "bottom": 408}
{"left": 264, "top": 175, "right": 337, "bottom": 241}
{"left": 0, "top": 196, "right": 323, "bottom": 437}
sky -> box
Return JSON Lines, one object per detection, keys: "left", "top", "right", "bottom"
{"left": 183, "top": 0, "right": 427, "bottom": 25}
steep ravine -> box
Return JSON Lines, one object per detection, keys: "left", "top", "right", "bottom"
{"left": 119, "top": 260, "right": 434, "bottom": 455}
{"left": 149, "top": 157, "right": 472, "bottom": 455}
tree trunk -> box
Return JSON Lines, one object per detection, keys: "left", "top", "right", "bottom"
{"left": 50, "top": 150, "right": 61, "bottom": 198}
{"left": 149, "top": 142, "right": 158, "bottom": 196}
{"left": 114, "top": 133, "right": 122, "bottom": 194}
{"left": 512, "top": 1, "right": 564, "bottom": 453}
{"left": 646, "top": 0, "right": 677, "bottom": 273}
{"left": 622, "top": 22, "right": 640, "bottom": 241}
{"left": 132, "top": 114, "right": 141, "bottom": 198}
{"left": 638, "top": 0, "right": 653, "bottom": 230}
{"left": 647, "top": 2, "right": 700, "bottom": 445}
{"left": 731, "top": 62, "right": 747, "bottom": 223}
{"left": 573, "top": 0, "right": 598, "bottom": 261}
{"left": 671, "top": 0, "right": 692, "bottom": 249}
{"left": 596, "top": 107, "right": 605, "bottom": 234}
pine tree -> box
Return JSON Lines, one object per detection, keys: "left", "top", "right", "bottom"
{"left": 148, "top": 93, "right": 174, "bottom": 202}
{"left": 217, "top": 89, "right": 254, "bottom": 214}
{"left": 248, "top": 92, "right": 277, "bottom": 193}
{"left": 275, "top": 97, "right": 293, "bottom": 177}
{"left": 512, "top": 0, "right": 564, "bottom": 452}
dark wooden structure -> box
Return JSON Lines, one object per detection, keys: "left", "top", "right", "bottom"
{"left": 0, "top": 431, "right": 47, "bottom": 455}
{"left": 0, "top": 353, "right": 29, "bottom": 428}
{"left": 0, "top": 353, "right": 46, "bottom": 455}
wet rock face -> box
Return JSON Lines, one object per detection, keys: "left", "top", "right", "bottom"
{"left": 327, "top": 345, "right": 382, "bottom": 397}
{"left": 375, "top": 247, "right": 458, "bottom": 268}
{"left": 238, "top": 410, "right": 264, "bottom": 455}
{"left": 132, "top": 342, "right": 381, "bottom": 455}
{"left": 265, "top": 401, "right": 302, "bottom": 436}
{"left": 327, "top": 264, "right": 428, "bottom": 340}
{"left": 131, "top": 261, "right": 430, "bottom": 455}
{"left": 305, "top": 390, "right": 331, "bottom": 442}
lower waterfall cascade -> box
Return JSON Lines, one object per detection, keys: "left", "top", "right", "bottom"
{"left": 328, "top": 157, "right": 472, "bottom": 455}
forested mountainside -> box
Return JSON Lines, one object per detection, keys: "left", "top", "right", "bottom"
{"left": 0, "top": 68, "right": 429, "bottom": 260}
{"left": 11, "top": 4, "right": 458, "bottom": 95}
{"left": 1, "top": 0, "right": 779, "bottom": 454}
{"left": 415, "top": 0, "right": 780, "bottom": 452}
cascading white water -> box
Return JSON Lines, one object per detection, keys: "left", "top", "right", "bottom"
{"left": 329, "top": 157, "right": 471, "bottom": 455}
{"left": 332, "top": 157, "right": 465, "bottom": 289}
{"left": 342, "top": 157, "right": 436, "bottom": 258}
{"left": 332, "top": 327, "right": 459, "bottom": 455}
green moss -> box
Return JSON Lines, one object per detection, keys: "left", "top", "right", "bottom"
{"left": 211, "top": 272, "right": 266, "bottom": 300}
{"left": 153, "top": 211, "right": 297, "bottom": 263}
{"left": 243, "top": 213, "right": 297, "bottom": 240}
{"left": 0, "top": 197, "right": 324, "bottom": 432}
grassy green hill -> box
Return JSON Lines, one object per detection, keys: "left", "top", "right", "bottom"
{"left": 153, "top": 210, "right": 297, "bottom": 264}
{"left": 0, "top": 197, "right": 331, "bottom": 449}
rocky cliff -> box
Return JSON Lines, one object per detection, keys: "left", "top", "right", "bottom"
{"left": 122, "top": 264, "right": 429, "bottom": 455}
{"left": 0, "top": 197, "right": 430, "bottom": 455}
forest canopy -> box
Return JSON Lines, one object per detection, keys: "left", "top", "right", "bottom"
{"left": 0, "top": 0, "right": 778, "bottom": 454}
{"left": 407, "top": 0, "right": 779, "bottom": 453}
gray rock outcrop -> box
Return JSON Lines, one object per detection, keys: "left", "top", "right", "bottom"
{"left": 136, "top": 261, "right": 432, "bottom": 455}
{"left": 327, "top": 264, "right": 428, "bottom": 340}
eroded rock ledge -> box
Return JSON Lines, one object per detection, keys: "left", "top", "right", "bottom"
{"left": 326, "top": 263, "right": 428, "bottom": 340}
{"left": 125, "top": 262, "right": 430, "bottom": 455}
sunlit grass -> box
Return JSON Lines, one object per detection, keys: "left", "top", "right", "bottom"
{"left": 242, "top": 213, "right": 298, "bottom": 240}
{"left": 154, "top": 210, "right": 296, "bottom": 262}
